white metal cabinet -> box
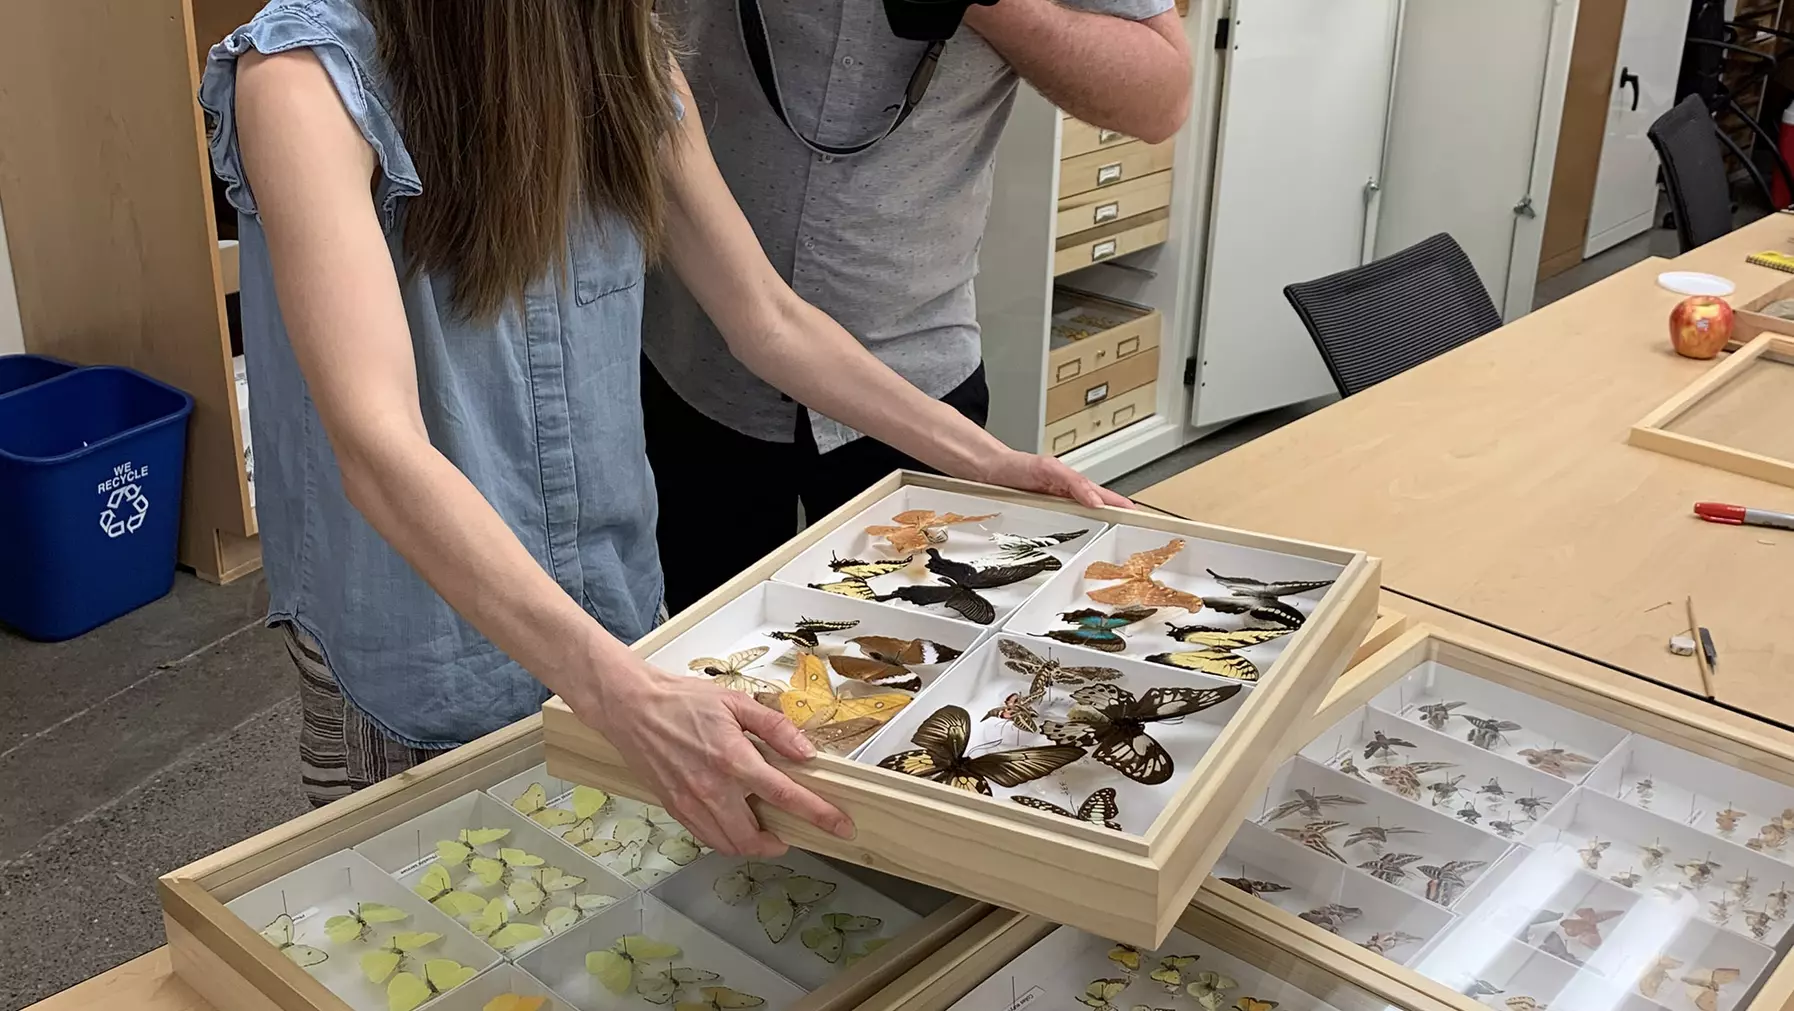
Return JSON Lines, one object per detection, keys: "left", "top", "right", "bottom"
{"left": 1585, "top": 0, "right": 1691, "bottom": 256}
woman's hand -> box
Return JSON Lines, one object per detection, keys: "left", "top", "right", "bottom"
{"left": 972, "top": 447, "right": 1134, "bottom": 511}
{"left": 574, "top": 663, "right": 854, "bottom": 857}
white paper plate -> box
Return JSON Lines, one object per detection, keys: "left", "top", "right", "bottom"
{"left": 1657, "top": 271, "right": 1736, "bottom": 297}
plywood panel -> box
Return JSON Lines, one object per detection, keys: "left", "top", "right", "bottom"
{"left": 1538, "top": 0, "right": 1629, "bottom": 280}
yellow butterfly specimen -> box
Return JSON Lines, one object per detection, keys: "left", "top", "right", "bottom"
{"left": 259, "top": 913, "right": 328, "bottom": 967}
{"left": 1187, "top": 972, "right": 1239, "bottom": 1011}
{"left": 714, "top": 862, "right": 792, "bottom": 905}
{"left": 572, "top": 785, "right": 612, "bottom": 820}
{"left": 468, "top": 897, "right": 547, "bottom": 952}
{"left": 324, "top": 902, "right": 410, "bottom": 944}
{"left": 586, "top": 935, "right": 682, "bottom": 995}
{"left": 543, "top": 893, "right": 620, "bottom": 934}
{"left": 413, "top": 863, "right": 487, "bottom": 918}
{"left": 484, "top": 997, "right": 547, "bottom": 1011}
{"left": 1076, "top": 978, "right": 1130, "bottom": 1011}
{"left": 801, "top": 913, "right": 881, "bottom": 963}
{"left": 1107, "top": 943, "right": 1142, "bottom": 973}
{"left": 1083, "top": 538, "right": 1204, "bottom": 611}
{"left": 510, "top": 782, "right": 579, "bottom": 828}
{"left": 809, "top": 556, "right": 914, "bottom": 600}
{"left": 1683, "top": 969, "right": 1742, "bottom": 1011}
{"left": 360, "top": 931, "right": 444, "bottom": 984}
{"left": 1149, "top": 955, "right": 1199, "bottom": 991}
{"left": 638, "top": 966, "right": 722, "bottom": 1004}
{"left": 387, "top": 959, "right": 478, "bottom": 1011}
{"left": 690, "top": 648, "right": 784, "bottom": 696}
{"left": 1234, "top": 1000, "right": 1280, "bottom": 1011}
{"left": 563, "top": 818, "right": 622, "bottom": 859}
{"left": 844, "top": 937, "right": 892, "bottom": 967}
{"left": 676, "top": 986, "right": 767, "bottom": 1011}
{"left": 865, "top": 509, "right": 998, "bottom": 554}
{"left": 658, "top": 830, "right": 704, "bottom": 866}
{"left": 468, "top": 847, "right": 546, "bottom": 887}
{"left": 435, "top": 827, "right": 511, "bottom": 867}
{"left": 757, "top": 875, "right": 840, "bottom": 943}
{"left": 1638, "top": 956, "right": 1682, "bottom": 999}
{"left": 779, "top": 653, "right": 911, "bottom": 730}
{"left": 509, "top": 865, "right": 586, "bottom": 916}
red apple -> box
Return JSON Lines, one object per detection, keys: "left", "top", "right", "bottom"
{"left": 1669, "top": 295, "right": 1734, "bottom": 359}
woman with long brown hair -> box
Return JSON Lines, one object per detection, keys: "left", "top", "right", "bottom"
{"left": 198, "top": 0, "right": 1125, "bottom": 856}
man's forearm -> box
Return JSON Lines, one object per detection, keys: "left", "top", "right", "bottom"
{"left": 964, "top": 0, "right": 1191, "bottom": 143}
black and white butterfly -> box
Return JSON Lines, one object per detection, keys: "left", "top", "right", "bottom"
{"left": 875, "top": 550, "right": 1052, "bottom": 625}
{"left": 1040, "top": 683, "right": 1240, "bottom": 785}
{"left": 1146, "top": 621, "right": 1292, "bottom": 681}
{"left": 1013, "top": 787, "right": 1123, "bottom": 831}
{"left": 767, "top": 616, "right": 861, "bottom": 650}
{"left": 809, "top": 557, "right": 912, "bottom": 601}
{"left": 1200, "top": 569, "right": 1334, "bottom": 629}
{"left": 877, "top": 705, "right": 1084, "bottom": 795}
{"left": 975, "top": 530, "right": 1090, "bottom": 570}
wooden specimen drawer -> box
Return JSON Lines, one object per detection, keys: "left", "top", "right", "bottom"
{"left": 1049, "top": 288, "right": 1161, "bottom": 388}
{"left": 1044, "top": 345, "right": 1158, "bottom": 425}
{"left": 546, "top": 471, "right": 1381, "bottom": 948}
{"left": 1045, "top": 382, "right": 1155, "bottom": 455}
{"left": 1054, "top": 207, "right": 1170, "bottom": 277}
{"left": 1058, "top": 138, "right": 1175, "bottom": 199}
{"left": 1060, "top": 115, "right": 1134, "bottom": 160}
{"left": 1056, "top": 169, "right": 1173, "bottom": 237}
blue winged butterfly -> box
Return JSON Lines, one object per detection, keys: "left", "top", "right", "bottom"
{"left": 1041, "top": 606, "right": 1157, "bottom": 653}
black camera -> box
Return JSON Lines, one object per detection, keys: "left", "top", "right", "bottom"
{"left": 882, "top": 0, "right": 1000, "bottom": 40}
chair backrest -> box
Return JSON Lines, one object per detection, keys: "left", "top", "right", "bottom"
{"left": 1282, "top": 233, "right": 1503, "bottom": 398}
{"left": 1650, "top": 93, "right": 1734, "bottom": 252}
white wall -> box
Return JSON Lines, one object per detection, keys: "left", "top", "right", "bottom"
{"left": 0, "top": 200, "right": 22, "bottom": 355}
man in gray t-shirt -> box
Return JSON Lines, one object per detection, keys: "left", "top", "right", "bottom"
{"left": 643, "top": 0, "right": 1191, "bottom": 611}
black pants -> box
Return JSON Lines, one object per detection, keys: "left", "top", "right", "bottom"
{"left": 643, "top": 357, "right": 990, "bottom": 614}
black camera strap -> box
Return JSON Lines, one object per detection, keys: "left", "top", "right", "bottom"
{"left": 737, "top": 0, "right": 944, "bottom": 158}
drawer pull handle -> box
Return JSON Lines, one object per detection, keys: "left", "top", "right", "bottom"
{"left": 1097, "top": 163, "right": 1124, "bottom": 186}
{"left": 1056, "top": 361, "right": 1082, "bottom": 382}
{"left": 1053, "top": 431, "right": 1078, "bottom": 453}
{"left": 1084, "top": 382, "right": 1111, "bottom": 406}
{"left": 1098, "top": 128, "right": 1126, "bottom": 144}
{"left": 1111, "top": 404, "right": 1138, "bottom": 425}
{"left": 1116, "top": 336, "right": 1140, "bottom": 357}
{"left": 1091, "top": 239, "right": 1118, "bottom": 262}
{"left": 1094, "top": 201, "right": 1120, "bottom": 224}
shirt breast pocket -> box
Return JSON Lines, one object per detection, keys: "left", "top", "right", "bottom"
{"left": 572, "top": 214, "right": 646, "bottom": 306}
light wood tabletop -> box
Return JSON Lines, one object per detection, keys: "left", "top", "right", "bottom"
{"left": 22, "top": 949, "right": 210, "bottom": 1011}
{"left": 1139, "top": 214, "right": 1794, "bottom": 727}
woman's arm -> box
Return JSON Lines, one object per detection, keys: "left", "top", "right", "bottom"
{"left": 234, "top": 48, "right": 849, "bottom": 855}
{"left": 660, "top": 69, "right": 1131, "bottom": 510}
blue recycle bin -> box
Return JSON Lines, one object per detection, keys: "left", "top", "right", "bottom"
{"left": 0, "top": 353, "right": 75, "bottom": 396}
{"left": 0, "top": 364, "right": 195, "bottom": 641}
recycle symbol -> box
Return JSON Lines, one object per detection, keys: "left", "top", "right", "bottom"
{"left": 100, "top": 483, "right": 150, "bottom": 538}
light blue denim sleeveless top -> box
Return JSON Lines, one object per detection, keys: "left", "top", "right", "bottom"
{"left": 199, "top": 0, "right": 663, "bottom": 748}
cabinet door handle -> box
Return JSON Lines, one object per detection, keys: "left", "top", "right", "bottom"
{"left": 1620, "top": 67, "right": 1639, "bottom": 112}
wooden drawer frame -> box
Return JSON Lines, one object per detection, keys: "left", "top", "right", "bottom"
{"left": 1045, "top": 383, "right": 1156, "bottom": 455}
{"left": 1044, "top": 344, "right": 1159, "bottom": 424}
{"left": 1056, "top": 170, "right": 1174, "bottom": 238}
{"left": 1049, "top": 290, "right": 1162, "bottom": 388}
{"left": 1188, "top": 625, "right": 1794, "bottom": 1011}
{"left": 1058, "top": 139, "right": 1177, "bottom": 199}
{"left": 1061, "top": 116, "right": 1135, "bottom": 160}
{"left": 157, "top": 718, "right": 989, "bottom": 1011}
{"left": 1054, "top": 208, "right": 1171, "bottom": 277}
{"left": 545, "top": 472, "right": 1381, "bottom": 948}
{"left": 1627, "top": 331, "right": 1794, "bottom": 489}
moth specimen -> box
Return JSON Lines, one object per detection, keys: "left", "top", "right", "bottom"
{"left": 640, "top": 967, "right": 723, "bottom": 1010}
{"left": 468, "top": 898, "right": 545, "bottom": 952}
{"left": 689, "top": 647, "right": 785, "bottom": 696}
{"left": 1203, "top": 569, "right": 1335, "bottom": 628}
{"left": 1374, "top": 761, "right": 1456, "bottom": 801}
{"left": 976, "top": 529, "right": 1089, "bottom": 569}
{"left": 1428, "top": 775, "right": 1466, "bottom": 807}
{"left": 1233, "top": 1000, "right": 1279, "bottom": 1011}
{"left": 1748, "top": 819, "right": 1789, "bottom": 852}
{"left": 1610, "top": 869, "right": 1642, "bottom": 888}
{"left": 1709, "top": 895, "right": 1734, "bottom": 924}
{"left": 1296, "top": 903, "right": 1361, "bottom": 933}
{"left": 1517, "top": 748, "right": 1598, "bottom": 778}
{"left": 1013, "top": 787, "right": 1123, "bottom": 831}
{"left": 1463, "top": 715, "right": 1522, "bottom": 751}
{"left": 1357, "top": 851, "right": 1424, "bottom": 884}
{"left": 713, "top": 861, "right": 791, "bottom": 905}
{"left": 325, "top": 902, "right": 409, "bottom": 945}
{"left": 1460, "top": 980, "right": 1504, "bottom": 999}
{"left": 877, "top": 550, "right": 1053, "bottom": 625}
{"left": 1420, "top": 860, "right": 1485, "bottom": 905}
{"left": 1107, "top": 943, "right": 1143, "bottom": 974}
{"left": 1490, "top": 821, "right": 1522, "bottom": 839}
{"left": 828, "top": 651, "right": 926, "bottom": 692}
{"left": 1260, "top": 788, "right": 1365, "bottom": 823}
{"left": 864, "top": 509, "right": 997, "bottom": 554}
{"left": 803, "top": 715, "right": 886, "bottom": 755}
{"left": 1744, "top": 907, "right": 1772, "bottom": 940}
{"left": 877, "top": 704, "right": 1083, "bottom": 794}
{"left": 1083, "top": 538, "right": 1205, "bottom": 611}
{"left": 1716, "top": 806, "right": 1747, "bottom": 836}
{"left": 1336, "top": 755, "right": 1368, "bottom": 781}
{"left": 998, "top": 638, "right": 1122, "bottom": 696}
{"left": 1767, "top": 882, "right": 1791, "bottom": 920}
{"left": 1344, "top": 823, "right": 1424, "bottom": 848}
{"left": 1040, "top": 682, "right": 1241, "bottom": 785}
{"left": 1478, "top": 778, "right": 1507, "bottom": 801}
{"left": 1635, "top": 776, "right": 1654, "bottom": 807}
{"left": 1682, "top": 969, "right": 1742, "bottom": 1011}
{"left": 982, "top": 690, "right": 1047, "bottom": 734}
{"left": 1504, "top": 999, "right": 1548, "bottom": 1011}
{"left": 1044, "top": 606, "right": 1158, "bottom": 653}
{"left": 1218, "top": 875, "right": 1290, "bottom": 897}
{"left": 768, "top": 616, "right": 861, "bottom": 649}
{"left": 1417, "top": 701, "right": 1465, "bottom": 730}
{"left": 1363, "top": 931, "right": 1422, "bottom": 955}
{"left": 1273, "top": 820, "right": 1351, "bottom": 862}
{"left": 1164, "top": 624, "right": 1294, "bottom": 651}
{"left": 1538, "top": 931, "right": 1582, "bottom": 966}
{"left": 779, "top": 653, "right": 911, "bottom": 731}
{"left": 1638, "top": 955, "right": 1682, "bottom": 999}
{"left": 1678, "top": 856, "right": 1722, "bottom": 888}
{"left": 1456, "top": 801, "right": 1481, "bottom": 825}
{"left": 1364, "top": 731, "right": 1416, "bottom": 760}
{"left": 1558, "top": 907, "right": 1621, "bottom": 948}
{"left": 1578, "top": 838, "right": 1610, "bottom": 871}
{"left": 1730, "top": 870, "right": 1756, "bottom": 901}
{"left": 809, "top": 556, "right": 913, "bottom": 601}
{"left": 414, "top": 864, "right": 485, "bottom": 917}
{"left": 1514, "top": 795, "right": 1549, "bottom": 821}
{"left": 1640, "top": 840, "right": 1670, "bottom": 870}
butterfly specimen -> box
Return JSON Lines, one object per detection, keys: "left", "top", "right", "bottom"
{"left": 658, "top": 830, "right": 703, "bottom": 867}
{"left": 1456, "top": 801, "right": 1481, "bottom": 825}
{"left": 413, "top": 864, "right": 486, "bottom": 917}
{"left": 1635, "top": 777, "right": 1654, "bottom": 807}
{"left": 804, "top": 715, "right": 886, "bottom": 755}
{"left": 543, "top": 894, "right": 620, "bottom": 934}
{"left": 1358, "top": 852, "right": 1424, "bottom": 884}
{"left": 1417, "top": 701, "right": 1464, "bottom": 730}
{"left": 1344, "top": 824, "right": 1424, "bottom": 848}
{"left": 1768, "top": 882, "right": 1792, "bottom": 920}
{"left": 1559, "top": 907, "right": 1620, "bottom": 948}
{"left": 676, "top": 987, "right": 767, "bottom": 1011}
{"left": 1185, "top": 971, "right": 1238, "bottom": 1011}
{"left": 509, "top": 865, "right": 586, "bottom": 915}
{"left": 325, "top": 902, "right": 410, "bottom": 944}
{"left": 1730, "top": 870, "right": 1756, "bottom": 900}
{"left": 769, "top": 617, "right": 861, "bottom": 651}
{"left": 1261, "top": 789, "right": 1365, "bottom": 823}
{"left": 1275, "top": 820, "right": 1350, "bottom": 862}
{"left": 1041, "top": 683, "right": 1239, "bottom": 784}
{"left": 1014, "top": 787, "right": 1123, "bottom": 831}
{"left": 1461, "top": 980, "right": 1504, "bottom": 998}
{"left": 714, "top": 862, "right": 791, "bottom": 905}
{"left": 1429, "top": 775, "right": 1466, "bottom": 807}
{"left": 636, "top": 966, "right": 722, "bottom": 1006}
{"left": 1145, "top": 646, "right": 1264, "bottom": 682}
{"left": 1364, "top": 731, "right": 1415, "bottom": 760}
{"left": 1638, "top": 955, "right": 1682, "bottom": 999}
{"left": 565, "top": 816, "right": 636, "bottom": 860}
{"left": 1463, "top": 715, "right": 1522, "bottom": 751}
{"left": 1076, "top": 978, "right": 1131, "bottom": 1011}
{"left": 1219, "top": 875, "right": 1289, "bottom": 897}
{"left": 509, "top": 782, "right": 581, "bottom": 829}
{"left": 1610, "top": 869, "right": 1641, "bottom": 888}
{"left": 1234, "top": 1001, "right": 1279, "bottom": 1011}
{"left": 1297, "top": 903, "right": 1361, "bottom": 932}
{"left": 1744, "top": 907, "right": 1772, "bottom": 939}
{"left": 809, "top": 557, "right": 913, "bottom": 600}
{"left": 1514, "top": 795, "right": 1549, "bottom": 820}
{"left": 779, "top": 653, "right": 911, "bottom": 730}
{"left": 1710, "top": 895, "right": 1734, "bottom": 924}
{"left": 485, "top": 997, "right": 547, "bottom": 1011}
{"left": 1679, "top": 856, "right": 1722, "bottom": 887}
{"left": 1478, "top": 778, "right": 1507, "bottom": 799}
{"left": 360, "top": 931, "right": 444, "bottom": 984}
{"left": 1420, "top": 861, "right": 1484, "bottom": 905}
{"left": 1716, "top": 806, "right": 1747, "bottom": 835}
{"left": 259, "top": 914, "right": 328, "bottom": 968}
{"left": 1363, "top": 931, "right": 1422, "bottom": 955}
{"left": 828, "top": 653, "right": 924, "bottom": 693}
{"left": 843, "top": 937, "right": 891, "bottom": 968}
{"left": 1578, "top": 838, "right": 1609, "bottom": 870}
{"left": 587, "top": 935, "right": 683, "bottom": 995}
{"left": 1045, "top": 606, "right": 1159, "bottom": 653}
{"left": 1084, "top": 539, "right": 1204, "bottom": 611}
{"left": 1504, "top": 999, "right": 1548, "bottom": 1011}
{"left": 865, "top": 509, "right": 998, "bottom": 553}
{"left": 1204, "top": 569, "right": 1334, "bottom": 627}
{"left": 434, "top": 827, "right": 511, "bottom": 867}
{"left": 878, "top": 550, "right": 1054, "bottom": 624}
{"left": 1683, "top": 969, "right": 1742, "bottom": 1011}
{"left": 1517, "top": 748, "right": 1598, "bottom": 778}
{"left": 1538, "top": 931, "right": 1583, "bottom": 966}
{"left": 1166, "top": 625, "right": 1295, "bottom": 651}
{"left": 801, "top": 913, "right": 881, "bottom": 963}
{"left": 388, "top": 959, "right": 479, "bottom": 1011}
{"left": 999, "top": 638, "right": 1122, "bottom": 696}
{"left": 850, "top": 635, "right": 962, "bottom": 666}
{"left": 1749, "top": 819, "right": 1789, "bottom": 852}
{"left": 880, "top": 705, "right": 1084, "bottom": 794}
{"left": 1335, "top": 755, "right": 1368, "bottom": 781}
{"left": 1149, "top": 955, "right": 1200, "bottom": 991}
{"left": 468, "top": 897, "right": 545, "bottom": 951}
{"left": 689, "top": 648, "right": 784, "bottom": 696}
{"left": 757, "top": 874, "right": 840, "bottom": 942}
{"left": 1640, "top": 840, "right": 1670, "bottom": 869}
{"left": 1373, "top": 761, "right": 1456, "bottom": 801}
{"left": 1516, "top": 909, "right": 1562, "bottom": 943}
{"left": 1107, "top": 942, "right": 1143, "bottom": 974}
{"left": 974, "top": 529, "right": 1089, "bottom": 569}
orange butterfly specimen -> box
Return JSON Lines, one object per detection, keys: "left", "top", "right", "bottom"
{"left": 1083, "top": 539, "right": 1204, "bottom": 611}
{"left": 865, "top": 510, "right": 997, "bottom": 554}
{"left": 1683, "top": 969, "right": 1742, "bottom": 1011}
{"left": 1558, "top": 907, "right": 1621, "bottom": 948}
{"left": 778, "top": 653, "right": 911, "bottom": 730}
{"left": 1234, "top": 997, "right": 1279, "bottom": 1011}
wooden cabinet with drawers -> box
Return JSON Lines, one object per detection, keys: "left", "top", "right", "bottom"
{"left": 1055, "top": 207, "right": 1172, "bottom": 276}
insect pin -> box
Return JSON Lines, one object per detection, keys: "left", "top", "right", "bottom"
{"left": 1578, "top": 838, "right": 1610, "bottom": 871}
{"left": 1730, "top": 871, "right": 1756, "bottom": 901}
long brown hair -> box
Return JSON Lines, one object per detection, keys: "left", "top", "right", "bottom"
{"left": 363, "top": 0, "right": 680, "bottom": 319}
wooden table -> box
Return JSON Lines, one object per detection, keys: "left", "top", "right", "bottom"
{"left": 1140, "top": 214, "right": 1794, "bottom": 726}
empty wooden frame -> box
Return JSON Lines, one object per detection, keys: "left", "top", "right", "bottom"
{"left": 1628, "top": 332, "right": 1794, "bottom": 488}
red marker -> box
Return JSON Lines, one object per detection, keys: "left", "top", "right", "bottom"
{"left": 1694, "top": 501, "right": 1794, "bottom": 531}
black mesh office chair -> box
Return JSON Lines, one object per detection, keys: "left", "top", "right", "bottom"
{"left": 1282, "top": 233, "right": 1503, "bottom": 398}
{"left": 1650, "top": 94, "right": 1740, "bottom": 253}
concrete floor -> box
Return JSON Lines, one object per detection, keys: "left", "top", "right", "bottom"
{"left": 0, "top": 207, "right": 1734, "bottom": 1010}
